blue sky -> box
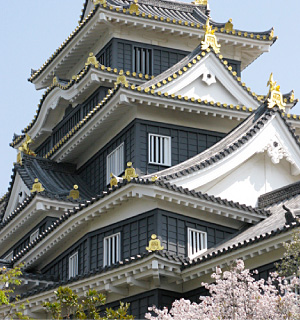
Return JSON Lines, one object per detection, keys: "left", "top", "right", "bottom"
{"left": 0, "top": 0, "right": 299, "bottom": 196}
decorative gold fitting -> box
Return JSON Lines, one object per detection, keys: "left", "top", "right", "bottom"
{"left": 192, "top": 0, "right": 207, "bottom": 5}
{"left": 266, "top": 73, "right": 286, "bottom": 111}
{"left": 225, "top": 18, "right": 233, "bottom": 33}
{"left": 115, "top": 70, "right": 128, "bottom": 86}
{"left": 17, "top": 134, "right": 36, "bottom": 165}
{"left": 146, "top": 234, "right": 164, "bottom": 251}
{"left": 110, "top": 173, "right": 123, "bottom": 187}
{"left": 52, "top": 76, "right": 58, "bottom": 86}
{"left": 128, "top": 0, "right": 139, "bottom": 14}
{"left": 31, "top": 178, "right": 45, "bottom": 193}
{"left": 85, "top": 53, "right": 99, "bottom": 68}
{"left": 67, "top": 185, "right": 80, "bottom": 200}
{"left": 94, "top": 0, "right": 106, "bottom": 5}
{"left": 201, "top": 18, "right": 221, "bottom": 54}
{"left": 122, "top": 162, "right": 139, "bottom": 181}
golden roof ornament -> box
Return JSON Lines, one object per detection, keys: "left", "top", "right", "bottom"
{"left": 192, "top": 0, "right": 207, "bottom": 5}
{"left": 225, "top": 18, "right": 233, "bottom": 32}
{"left": 52, "top": 76, "right": 58, "bottom": 86}
{"left": 122, "top": 162, "right": 139, "bottom": 181}
{"left": 110, "top": 173, "right": 123, "bottom": 188}
{"left": 85, "top": 53, "right": 99, "bottom": 68}
{"left": 17, "top": 134, "right": 36, "bottom": 165}
{"left": 94, "top": 0, "right": 106, "bottom": 5}
{"left": 67, "top": 185, "right": 80, "bottom": 200}
{"left": 128, "top": 0, "right": 139, "bottom": 14}
{"left": 201, "top": 18, "right": 221, "bottom": 53}
{"left": 151, "top": 175, "right": 158, "bottom": 182}
{"left": 30, "top": 178, "right": 45, "bottom": 193}
{"left": 266, "top": 73, "right": 286, "bottom": 111}
{"left": 146, "top": 234, "right": 164, "bottom": 251}
{"left": 115, "top": 70, "right": 128, "bottom": 86}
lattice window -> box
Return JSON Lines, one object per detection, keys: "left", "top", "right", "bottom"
{"left": 133, "top": 47, "right": 152, "bottom": 75}
{"left": 187, "top": 228, "right": 207, "bottom": 259}
{"left": 106, "top": 143, "right": 124, "bottom": 184}
{"left": 103, "top": 233, "right": 121, "bottom": 267}
{"left": 148, "top": 134, "right": 171, "bottom": 166}
{"left": 30, "top": 229, "right": 39, "bottom": 243}
{"left": 69, "top": 252, "right": 78, "bottom": 279}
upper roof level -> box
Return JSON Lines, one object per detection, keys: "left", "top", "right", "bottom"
{"left": 29, "top": 0, "right": 275, "bottom": 90}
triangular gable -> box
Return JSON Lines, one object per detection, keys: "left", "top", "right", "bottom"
{"left": 145, "top": 107, "right": 300, "bottom": 207}
{"left": 4, "top": 172, "right": 30, "bottom": 221}
{"left": 143, "top": 49, "right": 260, "bottom": 109}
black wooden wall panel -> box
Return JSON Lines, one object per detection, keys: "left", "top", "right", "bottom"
{"left": 78, "top": 123, "right": 135, "bottom": 194}
{"left": 137, "top": 120, "right": 225, "bottom": 175}
{"left": 42, "top": 209, "right": 237, "bottom": 282}
{"left": 159, "top": 210, "right": 236, "bottom": 257}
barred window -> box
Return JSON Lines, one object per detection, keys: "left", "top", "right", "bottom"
{"left": 187, "top": 228, "right": 207, "bottom": 259}
{"left": 106, "top": 143, "right": 124, "bottom": 184}
{"left": 148, "top": 134, "right": 171, "bottom": 166}
{"left": 133, "top": 47, "right": 152, "bottom": 75}
{"left": 69, "top": 252, "right": 78, "bottom": 279}
{"left": 103, "top": 233, "right": 121, "bottom": 267}
{"left": 30, "top": 229, "right": 39, "bottom": 243}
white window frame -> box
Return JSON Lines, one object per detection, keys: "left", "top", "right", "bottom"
{"left": 4, "top": 251, "right": 13, "bottom": 261}
{"left": 103, "top": 233, "right": 121, "bottom": 267}
{"left": 69, "top": 252, "right": 78, "bottom": 279}
{"left": 148, "top": 134, "right": 171, "bottom": 166}
{"left": 187, "top": 228, "right": 207, "bottom": 259}
{"left": 30, "top": 229, "right": 39, "bottom": 243}
{"left": 106, "top": 143, "right": 124, "bottom": 184}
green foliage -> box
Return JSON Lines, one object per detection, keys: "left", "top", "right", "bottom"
{"left": 0, "top": 265, "right": 31, "bottom": 320}
{"left": 276, "top": 229, "right": 300, "bottom": 277}
{"left": 44, "top": 286, "right": 134, "bottom": 319}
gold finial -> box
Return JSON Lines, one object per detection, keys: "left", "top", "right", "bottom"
{"left": 67, "top": 185, "right": 80, "bottom": 200}
{"left": 94, "top": 0, "right": 106, "bottom": 4}
{"left": 266, "top": 73, "right": 286, "bottom": 111}
{"left": 17, "top": 134, "right": 36, "bottom": 165}
{"left": 110, "top": 173, "right": 123, "bottom": 187}
{"left": 192, "top": 0, "right": 207, "bottom": 5}
{"left": 225, "top": 18, "right": 233, "bottom": 32}
{"left": 122, "top": 162, "right": 139, "bottom": 181}
{"left": 128, "top": 0, "right": 139, "bottom": 14}
{"left": 146, "top": 234, "right": 164, "bottom": 251}
{"left": 52, "top": 76, "right": 58, "bottom": 86}
{"left": 270, "top": 28, "right": 274, "bottom": 39}
{"left": 30, "top": 178, "right": 45, "bottom": 193}
{"left": 290, "top": 90, "right": 295, "bottom": 102}
{"left": 201, "top": 18, "right": 221, "bottom": 53}
{"left": 151, "top": 176, "right": 158, "bottom": 182}
{"left": 115, "top": 70, "right": 128, "bottom": 86}
{"left": 85, "top": 53, "right": 99, "bottom": 68}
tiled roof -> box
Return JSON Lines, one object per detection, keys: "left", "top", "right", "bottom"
{"left": 29, "top": 0, "right": 275, "bottom": 84}
{"left": 140, "top": 46, "right": 260, "bottom": 103}
{"left": 142, "top": 105, "right": 300, "bottom": 181}
{"left": 18, "top": 250, "right": 185, "bottom": 300}
{"left": 15, "top": 155, "right": 94, "bottom": 200}
{"left": 183, "top": 193, "right": 300, "bottom": 270}
{"left": 0, "top": 155, "right": 94, "bottom": 223}
{"left": 11, "top": 64, "right": 154, "bottom": 147}
{"left": 11, "top": 179, "right": 269, "bottom": 264}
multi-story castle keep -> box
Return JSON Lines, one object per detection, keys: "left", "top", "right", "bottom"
{"left": 1, "top": 0, "right": 300, "bottom": 318}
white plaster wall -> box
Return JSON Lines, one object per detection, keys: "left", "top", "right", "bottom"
{"left": 177, "top": 77, "right": 239, "bottom": 105}
{"left": 203, "top": 153, "right": 298, "bottom": 207}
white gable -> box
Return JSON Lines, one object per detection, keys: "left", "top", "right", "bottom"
{"left": 157, "top": 53, "right": 260, "bottom": 109}
{"left": 4, "top": 173, "right": 30, "bottom": 221}
{"left": 167, "top": 113, "right": 300, "bottom": 206}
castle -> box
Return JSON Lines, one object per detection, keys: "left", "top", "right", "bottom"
{"left": 1, "top": 0, "right": 300, "bottom": 318}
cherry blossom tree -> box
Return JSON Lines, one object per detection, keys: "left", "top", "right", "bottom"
{"left": 145, "top": 260, "right": 300, "bottom": 320}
